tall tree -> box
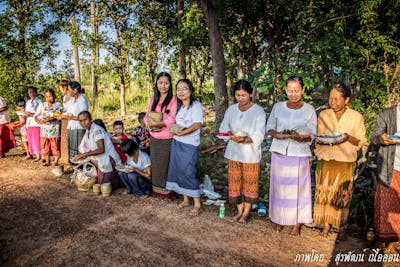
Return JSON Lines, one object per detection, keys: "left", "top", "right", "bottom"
{"left": 0, "top": 0, "right": 58, "bottom": 100}
{"left": 201, "top": 0, "right": 228, "bottom": 131}
{"left": 90, "top": 0, "right": 99, "bottom": 106}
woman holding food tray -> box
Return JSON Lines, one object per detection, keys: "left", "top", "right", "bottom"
{"left": 266, "top": 75, "right": 317, "bottom": 236}
{"left": 313, "top": 83, "right": 366, "bottom": 242}
{"left": 219, "top": 80, "right": 266, "bottom": 224}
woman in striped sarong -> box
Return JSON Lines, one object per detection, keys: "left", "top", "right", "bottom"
{"left": 313, "top": 83, "right": 366, "bottom": 242}
{"left": 267, "top": 75, "right": 317, "bottom": 235}
{"left": 144, "top": 72, "right": 177, "bottom": 198}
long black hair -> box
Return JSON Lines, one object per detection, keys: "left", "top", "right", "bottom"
{"left": 176, "top": 79, "right": 196, "bottom": 113}
{"left": 151, "top": 72, "right": 173, "bottom": 114}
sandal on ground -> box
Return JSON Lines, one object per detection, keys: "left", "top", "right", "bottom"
{"left": 43, "top": 162, "right": 50, "bottom": 166}
{"left": 190, "top": 207, "right": 201, "bottom": 216}
{"left": 25, "top": 155, "right": 32, "bottom": 160}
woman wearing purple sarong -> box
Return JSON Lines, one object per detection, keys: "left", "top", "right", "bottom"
{"left": 266, "top": 75, "right": 317, "bottom": 236}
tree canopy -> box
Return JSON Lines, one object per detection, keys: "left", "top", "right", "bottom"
{"left": 0, "top": 0, "right": 399, "bottom": 132}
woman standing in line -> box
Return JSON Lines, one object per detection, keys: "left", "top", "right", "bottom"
{"left": 57, "top": 79, "right": 71, "bottom": 166}
{"left": 61, "top": 81, "right": 89, "bottom": 163}
{"left": 266, "top": 75, "right": 317, "bottom": 235}
{"left": 313, "top": 83, "right": 366, "bottom": 242}
{"left": 0, "top": 96, "right": 16, "bottom": 157}
{"left": 144, "top": 72, "right": 177, "bottom": 198}
{"left": 34, "top": 89, "right": 61, "bottom": 166}
{"left": 166, "top": 79, "right": 204, "bottom": 215}
{"left": 219, "top": 80, "right": 266, "bottom": 224}
{"left": 25, "top": 86, "right": 43, "bottom": 161}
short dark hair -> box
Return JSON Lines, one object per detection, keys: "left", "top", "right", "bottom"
{"left": 286, "top": 75, "right": 304, "bottom": 88}
{"left": 15, "top": 98, "right": 25, "bottom": 107}
{"left": 113, "top": 120, "right": 124, "bottom": 128}
{"left": 233, "top": 80, "right": 253, "bottom": 95}
{"left": 138, "top": 112, "right": 146, "bottom": 122}
{"left": 69, "top": 81, "right": 85, "bottom": 94}
{"left": 78, "top": 110, "right": 92, "bottom": 120}
{"left": 120, "top": 139, "right": 139, "bottom": 156}
{"left": 332, "top": 83, "right": 352, "bottom": 98}
{"left": 93, "top": 119, "right": 107, "bottom": 131}
{"left": 27, "top": 86, "right": 38, "bottom": 93}
{"left": 44, "top": 88, "right": 56, "bottom": 99}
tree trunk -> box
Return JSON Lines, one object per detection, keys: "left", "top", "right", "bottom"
{"left": 90, "top": 0, "right": 99, "bottom": 107}
{"left": 16, "top": 2, "right": 26, "bottom": 86}
{"left": 201, "top": 0, "right": 228, "bottom": 132}
{"left": 70, "top": 11, "right": 81, "bottom": 83}
{"left": 177, "top": 0, "right": 186, "bottom": 79}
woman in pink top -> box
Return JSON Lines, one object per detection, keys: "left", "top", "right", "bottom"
{"left": 144, "top": 72, "right": 177, "bottom": 198}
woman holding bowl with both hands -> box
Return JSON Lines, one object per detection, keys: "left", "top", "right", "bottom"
{"left": 313, "top": 83, "right": 366, "bottom": 242}
{"left": 166, "top": 79, "right": 204, "bottom": 216}
{"left": 266, "top": 75, "right": 317, "bottom": 236}
{"left": 219, "top": 80, "right": 266, "bottom": 224}
{"left": 144, "top": 72, "right": 177, "bottom": 198}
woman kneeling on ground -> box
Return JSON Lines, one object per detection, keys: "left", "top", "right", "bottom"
{"left": 72, "top": 111, "right": 122, "bottom": 190}
{"left": 118, "top": 139, "right": 152, "bottom": 197}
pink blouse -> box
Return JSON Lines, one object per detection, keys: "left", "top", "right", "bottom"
{"left": 144, "top": 96, "right": 177, "bottom": 139}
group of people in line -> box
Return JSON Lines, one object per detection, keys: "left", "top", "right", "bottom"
{"left": 0, "top": 72, "right": 399, "bottom": 247}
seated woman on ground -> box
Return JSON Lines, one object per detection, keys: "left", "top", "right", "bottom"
{"left": 71, "top": 111, "right": 122, "bottom": 190}
{"left": 118, "top": 139, "right": 152, "bottom": 197}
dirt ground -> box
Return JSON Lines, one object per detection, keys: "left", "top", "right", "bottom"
{"left": 0, "top": 150, "right": 398, "bottom": 267}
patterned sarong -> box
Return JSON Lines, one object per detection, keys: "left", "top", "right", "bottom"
{"left": 228, "top": 159, "right": 260, "bottom": 204}
{"left": 374, "top": 170, "right": 400, "bottom": 242}
{"left": 313, "top": 160, "right": 355, "bottom": 229}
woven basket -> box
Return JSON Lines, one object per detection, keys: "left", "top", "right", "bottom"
{"left": 149, "top": 112, "right": 163, "bottom": 131}
{"left": 149, "top": 111, "right": 163, "bottom": 122}
{"left": 74, "top": 161, "right": 98, "bottom": 191}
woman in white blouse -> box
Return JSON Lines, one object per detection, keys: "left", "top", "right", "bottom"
{"left": 219, "top": 80, "right": 266, "bottom": 224}
{"left": 166, "top": 79, "right": 204, "bottom": 216}
{"left": 266, "top": 75, "right": 317, "bottom": 235}
{"left": 61, "top": 81, "right": 89, "bottom": 163}
{"left": 25, "top": 86, "right": 43, "bottom": 161}
{"left": 72, "top": 111, "right": 122, "bottom": 189}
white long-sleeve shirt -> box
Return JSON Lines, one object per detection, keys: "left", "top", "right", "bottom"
{"left": 266, "top": 101, "right": 317, "bottom": 157}
{"left": 25, "top": 97, "right": 42, "bottom": 127}
{"left": 219, "top": 103, "right": 266, "bottom": 163}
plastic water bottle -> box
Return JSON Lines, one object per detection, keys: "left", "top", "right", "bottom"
{"left": 219, "top": 203, "right": 225, "bottom": 218}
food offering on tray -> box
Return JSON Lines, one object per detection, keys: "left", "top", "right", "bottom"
{"left": 116, "top": 164, "right": 134, "bottom": 172}
{"left": 233, "top": 130, "right": 247, "bottom": 137}
{"left": 169, "top": 124, "right": 185, "bottom": 134}
{"left": 316, "top": 130, "right": 343, "bottom": 144}
{"left": 217, "top": 132, "right": 232, "bottom": 141}
{"left": 275, "top": 129, "right": 296, "bottom": 139}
